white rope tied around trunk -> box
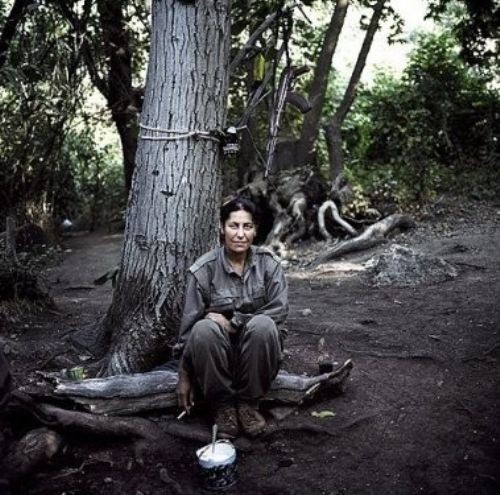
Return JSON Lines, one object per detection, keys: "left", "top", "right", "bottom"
{"left": 139, "top": 123, "right": 220, "bottom": 143}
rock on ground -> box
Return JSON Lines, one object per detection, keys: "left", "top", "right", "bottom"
{"left": 367, "top": 244, "right": 458, "bottom": 287}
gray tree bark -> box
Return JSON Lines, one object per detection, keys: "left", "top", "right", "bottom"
{"left": 99, "top": 0, "right": 231, "bottom": 376}
{"left": 325, "top": 0, "right": 386, "bottom": 180}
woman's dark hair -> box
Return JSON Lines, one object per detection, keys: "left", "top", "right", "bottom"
{"left": 220, "top": 197, "right": 260, "bottom": 225}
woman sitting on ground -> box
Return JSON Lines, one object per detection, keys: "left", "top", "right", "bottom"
{"left": 175, "top": 197, "right": 289, "bottom": 437}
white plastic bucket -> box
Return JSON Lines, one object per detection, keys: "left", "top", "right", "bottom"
{"left": 196, "top": 440, "right": 237, "bottom": 490}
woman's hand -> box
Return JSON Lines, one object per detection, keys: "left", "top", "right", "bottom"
{"left": 177, "top": 366, "right": 194, "bottom": 413}
{"left": 206, "top": 312, "right": 236, "bottom": 334}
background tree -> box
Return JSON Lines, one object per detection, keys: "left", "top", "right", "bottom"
{"left": 324, "top": 0, "right": 388, "bottom": 180}
{"left": 98, "top": 0, "right": 231, "bottom": 376}
{"left": 0, "top": 1, "right": 90, "bottom": 226}
{"left": 343, "top": 31, "right": 499, "bottom": 205}
{"left": 54, "top": 0, "right": 147, "bottom": 193}
{"left": 296, "top": 0, "right": 350, "bottom": 167}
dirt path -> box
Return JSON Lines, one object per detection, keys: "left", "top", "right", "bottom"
{"left": 2, "top": 208, "right": 500, "bottom": 494}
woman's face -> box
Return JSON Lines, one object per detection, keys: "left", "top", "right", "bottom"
{"left": 222, "top": 210, "right": 257, "bottom": 256}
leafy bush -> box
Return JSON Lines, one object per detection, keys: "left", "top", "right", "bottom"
{"left": 0, "top": 3, "right": 125, "bottom": 230}
{"left": 58, "top": 128, "right": 125, "bottom": 230}
{"left": 344, "top": 31, "right": 499, "bottom": 205}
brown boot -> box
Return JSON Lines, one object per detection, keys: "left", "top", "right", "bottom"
{"left": 213, "top": 404, "right": 239, "bottom": 438}
{"left": 238, "top": 402, "right": 266, "bottom": 436}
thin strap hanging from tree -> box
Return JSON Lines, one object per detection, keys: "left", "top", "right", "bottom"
{"left": 137, "top": 2, "right": 311, "bottom": 175}
{"left": 263, "top": 4, "right": 311, "bottom": 177}
{"left": 230, "top": 2, "right": 312, "bottom": 179}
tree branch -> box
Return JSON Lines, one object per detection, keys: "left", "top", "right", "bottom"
{"left": 297, "top": 0, "right": 350, "bottom": 163}
{"left": 52, "top": 0, "right": 109, "bottom": 99}
{"left": 230, "top": 11, "right": 278, "bottom": 74}
{"left": 0, "top": 0, "right": 34, "bottom": 71}
{"left": 334, "top": 0, "right": 386, "bottom": 123}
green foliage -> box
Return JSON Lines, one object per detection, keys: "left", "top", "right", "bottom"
{"left": 0, "top": 1, "right": 125, "bottom": 229}
{"left": 60, "top": 127, "right": 125, "bottom": 230}
{"left": 0, "top": 2, "right": 85, "bottom": 221}
{"left": 426, "top": 0, "right": 499, "bottom": 74}
{"left": 343, "top": 31, "right": 499, "bottom": 206}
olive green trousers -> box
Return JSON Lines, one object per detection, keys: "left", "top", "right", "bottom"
{"left": 183, "top": 314, "right": 281, "bottom": 404}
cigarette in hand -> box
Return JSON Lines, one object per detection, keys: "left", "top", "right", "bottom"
{"left": 177, "top": 410, "right": 188, "bottom": 420}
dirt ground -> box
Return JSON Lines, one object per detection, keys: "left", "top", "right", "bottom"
{"left": 1, "top": 200, "right": 500, "bottom": 494}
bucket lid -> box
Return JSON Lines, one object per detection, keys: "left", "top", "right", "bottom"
{"left": 197, "top": 440, "right": 236, "bottom": 468}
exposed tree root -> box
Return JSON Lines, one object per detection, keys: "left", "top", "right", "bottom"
{"left": 156, "top": 413, "right": 375, "bottom": 450}
{"left": 262, "top": 412, "right": 376, "bottom": 440}
{"left": 317, "top": 200, "right": 357, "bottom": 241}
{"left": 262, "top": 419, "right": 338, "bottom": 438}
{"left": 8, "top": 391, "right": 167, "bottom": 462}
{"left": 284, "top": 192, "right": 308, "bottom": 245}
{"left": 311, "top": 214, "right": 416, "bottom": 267}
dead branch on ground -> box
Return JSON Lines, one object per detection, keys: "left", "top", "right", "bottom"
{"left": 310, "top": 214, "right": 415, "bottom": 267}
{"left": 342, "top": 348, "right": 438, "bottom": 361}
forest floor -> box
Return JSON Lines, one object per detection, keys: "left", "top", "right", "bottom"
{"left": 1, "top": 199, "right": 500, "bottom": 495}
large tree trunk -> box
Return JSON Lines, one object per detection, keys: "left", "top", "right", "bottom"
{"left": 296, "top": 0, "right": 350, "bottom": 166}
{"left": 99, "top": 0, "right": 231, "bottom": 376}
{"left": 325, "top": 0, "right": 386, "bottom": 180}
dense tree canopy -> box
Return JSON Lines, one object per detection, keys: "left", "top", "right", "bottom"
{"left": 0, "top": 0, "right": 498, "bottom": 228}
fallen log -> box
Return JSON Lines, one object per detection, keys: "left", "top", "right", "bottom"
{"left": 2, "top": 361, "right": 354, "bottom": 458}
{"left": 71, "top": 393, "right": 178, "bottom": 416}
{"left": 55, "top": 370, "right": 179, "bottom": 399}
{"left": 311, "top": 214, "right": 415, "bottom": 267}
{"left": 39, "top": 360, "right": 353, "bottom": 416}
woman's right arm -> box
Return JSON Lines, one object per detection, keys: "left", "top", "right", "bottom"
{"left": 175, "top": 272, "right": 207, "bottom": 412}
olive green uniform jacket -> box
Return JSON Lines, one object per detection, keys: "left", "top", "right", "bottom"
{"left": 175, "top": 245, "right": 288, "bottom": 357}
